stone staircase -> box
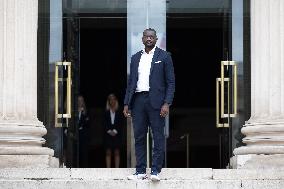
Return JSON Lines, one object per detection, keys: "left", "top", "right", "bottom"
{"left": 0, "top": 168, "right": 284, "bottom": 189}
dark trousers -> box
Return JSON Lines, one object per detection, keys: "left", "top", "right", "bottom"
{"left": 131, "top": 92, "right": 165, "bottom": 173}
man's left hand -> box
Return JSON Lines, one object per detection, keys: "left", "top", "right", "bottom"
{"left": 160, "top": 103, "right": 169, "bottom": 117}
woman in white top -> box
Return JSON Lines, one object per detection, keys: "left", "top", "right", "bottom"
{"left": 104, "top": 94, "right": 123, "bottom": 168}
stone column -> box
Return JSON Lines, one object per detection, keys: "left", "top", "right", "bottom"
{"left": 0, "top": 0, "right": 57, "bottom": 167}
{"left": 233, "top": 0, "right": 284, "bottom": 168}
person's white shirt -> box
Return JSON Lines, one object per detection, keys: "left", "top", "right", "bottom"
{"left": 110, "top": 110, "right": 115, "bottom": 125}
{"left": 108, "top": 110, "right": 118, "bottom": 135}
{"left": 136, "top": 46, "right": 156, "bottom": 92}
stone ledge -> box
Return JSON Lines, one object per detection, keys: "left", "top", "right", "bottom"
{"left": 241, "top": 180, "right": 284, "bottom": 189}
{"left": 1, "top": 168, "right": 284, "bottom": 180}
{"left": 0, "top": 168, "right": 69, "bottom": 179}
{"left": 231, "top": 154, "right": 284, "bottom": 169}
{"left": 0, "top": 155, "right": 59, "bottom": 168}
{"left": 1, "top": 180, "right": 284, "bottom": 189}
{"left": 213, "top": 169, "right": 284, "bottom": 180}
{"left": 70, "top": 168, "right": 213, "bottom": 180}
{"left": 0, "top": 147, "right": 54, "bottom": 155}
{"left": 0, "top": 168, "right": 212, "bottom": 180}
{"left": 0, "top": 180, "right": 242, "bottom": 189}
{"left": 0, "top": 169, "right": 284, "bottom": 188}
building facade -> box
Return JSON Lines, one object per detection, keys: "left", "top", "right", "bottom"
{"left": 0, "top": 0, "right": 283, "bottom": 169}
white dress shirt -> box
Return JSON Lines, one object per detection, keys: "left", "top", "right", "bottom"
{"left": 107, "top": 110, "right": 118, "bottom": 135}
{"left": 110, "top": 110, "right": 115, "bottom": 125}
{"left": 136, "top": 46, "right": 156, "bottom": 92}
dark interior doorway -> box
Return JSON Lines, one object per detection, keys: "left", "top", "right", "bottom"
{"left": 75, "top": 13, "right": 228, "bottom": 168}
{"left": 79, "top": 15, "right": 127, "bottom": 168}
{"left": 166, "top": 13, "right": 227, "bottom": 168}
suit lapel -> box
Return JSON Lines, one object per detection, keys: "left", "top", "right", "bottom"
{"left": 133, "top": 48, "right": 160, "bottom": 78}
{"left": 133, "top": 50, "right": 143, "bottom": 78}
{"left": 150, "top": 47, "right": 161, "bottom": 75}
{"left": 107, "top": 111, "right": 111, "bottom": 125}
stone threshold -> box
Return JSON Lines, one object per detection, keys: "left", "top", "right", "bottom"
{"left": 0, "top": 168, "right": 284, "bottom": 188}
{"left": 1, "top": 168, "right": 284, "bottom": 180}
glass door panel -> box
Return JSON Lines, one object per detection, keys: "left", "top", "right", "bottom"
{"left": 166, "top": 0, "right": 247, "bottom": 168}
{"left": 38, "top": 0, "right": 80, "bottom": 167}
{"left": 38, "top": 0, "right": 128, "bottom": 168}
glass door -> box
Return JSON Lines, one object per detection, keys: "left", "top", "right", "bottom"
{"left": 37, "top": 0, "right": 249, "bottom": 168}
{"left": 61, "top": 0, "right": 81, "bottom": 168}
{"left": 37, "top": 0, "right": 80, "bottom": 167}
{"left": 38, "top": 0, "right": 128, "bottom": 168}
{"left": 216, "top": 0, "right": 250, "bottom": 168}
{"left": 166, "top": 0, "right": 248, "bottom": 168}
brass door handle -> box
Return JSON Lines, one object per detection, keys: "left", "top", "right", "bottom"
{"left": 216, "top": 61, "right": 237, "bottom": 128}
{"left": 216, "top": 77, "right": 230, "bottom": 128}
{"left": 55, "top": 61, "right": 72, "bottom": 127}
{"left": 221, "top": 61, "right": 237, "bottom": 118}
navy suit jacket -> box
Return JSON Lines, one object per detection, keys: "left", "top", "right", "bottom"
{"left": 124, "top": 47, "right": 175, "bottom": 109}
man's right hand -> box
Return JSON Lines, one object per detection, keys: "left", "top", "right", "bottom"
{"left": 123, "top": 105, "right": 131, "bottom": 118}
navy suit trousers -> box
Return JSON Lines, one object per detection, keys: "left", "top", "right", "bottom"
{"left": 131, "top": 92, "right": 165, "bottom": 173}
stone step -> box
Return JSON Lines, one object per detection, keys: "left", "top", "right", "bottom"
{"left": 0, "top": 168, "right": 284, "bottom": 189}
{"left": 0, "top": 168, "right": 213, "bottom": 180}
{"left": 1, "top": 168, "right": 284, "bottom": 180}
{"left": 1, "top": 179, "right": 284, "bottom": 189}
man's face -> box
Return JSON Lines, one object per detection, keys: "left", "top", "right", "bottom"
{"left": 142, "top": 30, "right": 157, "bottom": 48}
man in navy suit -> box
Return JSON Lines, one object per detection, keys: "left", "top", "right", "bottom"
{"left": 123, "top": 28, "right": 175, "bottom": 181}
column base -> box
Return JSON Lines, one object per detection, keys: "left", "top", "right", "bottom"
{"left": 234, "top": 145, "right": 284, "bottom": 154}
{"left": 0, "top": 146, "right": 54, "bottom": 155}
{"left": 231, "top": 154, "right": 284, "bottom": 169}
{"left": 0, "top": 155, "right": 59, "bottom": 168}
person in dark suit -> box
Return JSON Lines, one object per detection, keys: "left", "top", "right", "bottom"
{"left": 123, "top": 28, "right": 175, "bottom": 181}
{"left": 104, "top": 94, "right": 123, "bottom": 168}
{"left": 77, "top": 95, "right": 89, "bottom": 168}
